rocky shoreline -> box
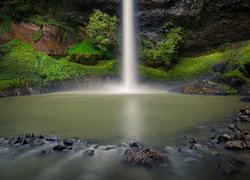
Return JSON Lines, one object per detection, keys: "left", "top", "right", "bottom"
{"left": 0, "top": 106, "right": 250, "bottom": 175}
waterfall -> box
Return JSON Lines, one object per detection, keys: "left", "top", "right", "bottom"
{"left": 122, "top": 0, "right": 138, "bottom": 90}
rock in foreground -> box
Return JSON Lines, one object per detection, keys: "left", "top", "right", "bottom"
{"left": 123, "top": 148, "right": 168, "bottom": 168}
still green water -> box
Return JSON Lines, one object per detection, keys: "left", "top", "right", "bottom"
{"left": 0, "top": 92, "right": 249, "bottom": 180}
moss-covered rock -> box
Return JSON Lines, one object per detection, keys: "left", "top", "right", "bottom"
{"left": 67, "top": 40, "right": 105, "bottom": 65}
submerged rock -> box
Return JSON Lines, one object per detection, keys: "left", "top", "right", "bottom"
{"left": 218, "top": 159, "right": 246, "bottom": 176}
{"left": 188, "top": 138, "right": 197, "bottom": 144}
{"left": 83, "top": 149, "right": 95, "bottom": 157}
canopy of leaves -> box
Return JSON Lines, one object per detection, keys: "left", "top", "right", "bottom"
{"left": 143, "top": 27, "right": 184, "bottom": 68}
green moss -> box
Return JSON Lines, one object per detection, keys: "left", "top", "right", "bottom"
{"left": 33, "top": 30, "right": 42, "bottom": 42}
{"left": 165, "top": 53, "right": 224, "bottom": 81}
{"left": 0, "top": 13, "right": 11, "bottom": 34}
{"left": 0, "top": 39, "right": 116, "bottom": 91}
{"left": 140, "top": 66, "right": 168, "bottom": 81}
{"left": 163, "top": 40, "right": 250, "bottom": 81}
{"left": 0, "top": 79, "right": 26, "bottom": 91}
{"left": 68, "top": 40, "right": 102, "bottom": 56}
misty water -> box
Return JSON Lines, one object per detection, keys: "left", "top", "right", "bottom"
{"left": 0, "top": 92, "right": 250, "bottom": 180}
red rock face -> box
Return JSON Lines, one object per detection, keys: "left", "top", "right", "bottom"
{"left": 11, "top": 22, "right": 66, "bottom": 55}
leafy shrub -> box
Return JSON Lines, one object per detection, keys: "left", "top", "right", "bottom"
{"left": 143, "top": 27, "right": 184, "bottom": 68}
{"left": 86, "top": 10, "right": 118, "bottom": 57}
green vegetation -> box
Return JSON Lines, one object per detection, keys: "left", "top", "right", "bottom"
{"left": 141, "top": 40, "right": 250, "bottom": 82}
{"left": 33, "top": 30, "right": 42, "bottom": 42}
{"left": 140, "top": 66, "right": 167, "bottom": 81}
{"left": 0, "top": 39, "right": 117, "bottom": 91}
{"left": 68, "top": 40, "right": 102, "bottom": 56}
{"left": 0, "top": 13, "right": 11, "bottom": 34}
{"left": 143, "top": 27, "right": 184, "bottom": 67}
{"left": 222, "top": 42, "right": 250, "bottom": 82}
{"left": 67, "top": 40, "right": 105, "bottom": 65}
{"left": 86, "top": 10, "right": 118, "bottom": 57}
{"left": 27, "top": 15, "right": 62, "bottom": 27}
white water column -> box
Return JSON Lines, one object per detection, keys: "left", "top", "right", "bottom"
{"left": 122, "top": 0, "right": 138, "bottom": 90}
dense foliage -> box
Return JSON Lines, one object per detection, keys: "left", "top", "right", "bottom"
{"left": 0, "top": 39, "right": 117, "bottom": 91}
{"left": 86, "top": 10, "right": 118, "bottom": 58}
{"left": 143, "top": 27, "right": 184, "bottom": 68}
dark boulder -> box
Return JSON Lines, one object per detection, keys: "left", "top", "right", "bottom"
{"left": 63, "top": 139, "right": 74, "bottom": 146}
{"left": 217, "top": 134, "right": 232, "bottom": 143}
{"left": 129, "top": 141, "right": 144, "bottom": 150}
{"left": 225, "top": 140, "right": 246, "bottom": 150}
{"left": 123, "top": 148, "right": 167, "bottom": 168}
{"left": 8, "top": 137, "right": 23, "bottom": 145}
{"left": 46, "top": 136, "right": 60, "bottom": 142}
{"left": 188, "top": 138, "right": 196, "bottom": 144}
{"left": 53, "top": 145, "right": 72, "bottom": 151}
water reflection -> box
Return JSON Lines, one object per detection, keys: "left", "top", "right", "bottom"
{"left": 121, "top": 97, "right": 144, "bottom": 141}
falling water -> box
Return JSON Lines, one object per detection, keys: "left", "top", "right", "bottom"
{"left": 122, "top": 0, "right": 138, "bottom": 91}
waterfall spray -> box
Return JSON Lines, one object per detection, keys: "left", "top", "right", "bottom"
{"left": 122, "top": 0, "right": 138, "bottom": 90}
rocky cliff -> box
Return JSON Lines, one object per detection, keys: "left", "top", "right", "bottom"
{"left": 74, "top": 0, "right": 250, "bottom": 53}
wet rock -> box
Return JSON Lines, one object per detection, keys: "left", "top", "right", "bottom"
{"left": 63, "top": 139, "right": 74, "bottom": 146}
{"left": 46, "top": 136, "right": 60, "bottom": 142}
{"left": 123, "top": 149, "right": 167, "bottom": 168}
{"left": 217, "top": 134, "right": 232, "bottom": 143}
{"left": 188, "top": 138, "right": 196, "bottom": 144}
{"left": 239, "top": 107, "right": 250, "bottom": 115}
{"left": 243, "top": 133, "right": 250, "bottom": 141}
{"left": 228, "top": 122, "right": 239, "bottom": 131}
{"left": 8, "top": 136, "right": 23, "bottom": 145}
{"left": 240, "top": 97, "right": 250, "bottom": 102}
{"left": 189, "top": 144, "right": 198, "bottom": 150}
{"left": 83, "top": 149, "right": 95, "bottom": 157}
{"left": 245, "top": 141, "right": 250, "bottom": 149}
{"left": 181, "top": 81, "right": 226, "bottom": 95}
{"left": 53, "top": 145, "right": 72, "bottom": 151}
{"left": 218, "top": 159, "right": 246, "bottom": 175}
{"left": 225, "top": 140, "right": 246, "bottom": 150}
{"left": 232, "top": 130, "right": 243, "bottom": 141}
{"left": 239, "top": 115, "right": 250, "bottom": 122}
{"left": 129, "top": 141, "right": 143, "bottom": 150}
